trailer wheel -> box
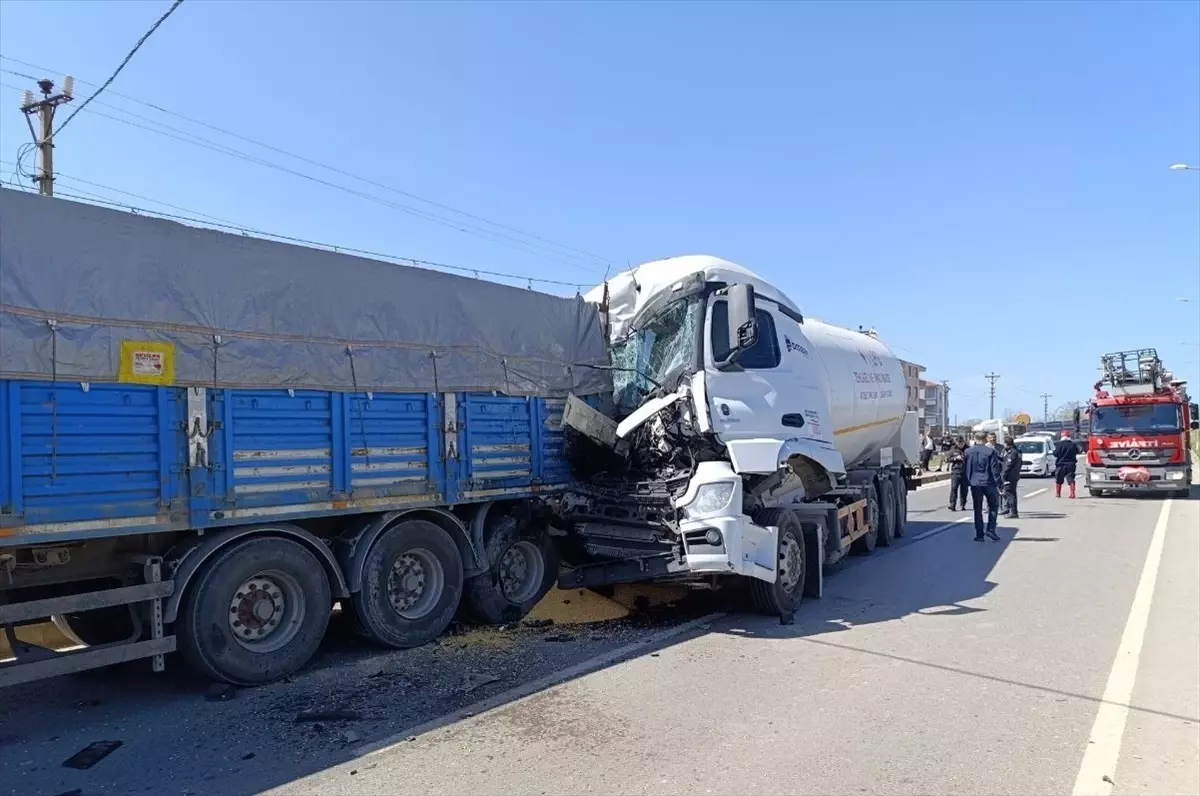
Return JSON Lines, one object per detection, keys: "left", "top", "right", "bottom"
{"left": 351, "top": 519, "right": 463, "bottom": 649}
{"left": 177, "top": 536, "right": 332, "bottom": 685}
{"left": 465, "top": 515, "right": 557, "bottom": 624}
{"left": 52, "top": 605, "right": 137, "bottom": 647}
{"left": 851, "top": 489, "right": 880, "bottom": 555}
{"left": 893, "top": 474, "right": 908, "bottom": 538}
{"left": 876, "top": 478, "right": 896, "bottom": 547}
{"left": 747, "top": 509, "right": 806, "bottom": 616}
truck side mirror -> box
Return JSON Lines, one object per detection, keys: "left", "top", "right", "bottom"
{"left": 716, "top": 283, "right": 759, "bottom": 371}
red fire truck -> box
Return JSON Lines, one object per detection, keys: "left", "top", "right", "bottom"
{"left": 1085, "top": 349, "right": 1198, "bottom": 498}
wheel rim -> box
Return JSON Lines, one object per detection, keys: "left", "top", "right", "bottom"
{"left": 228, "top": 569, "right": 307, "bottom": 653}
{"left": 779, "top": 532, "right": 804, "bottom": 593}
{"left": 386, "top": 548, "right": 446, "bottom": 620}
{"left": 498, "top": 540, "right": 544, "bottom": 604}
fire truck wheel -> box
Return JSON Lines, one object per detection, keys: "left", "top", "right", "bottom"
{"left": 1088, "top": 488, "right": 1104, "bottom": 498}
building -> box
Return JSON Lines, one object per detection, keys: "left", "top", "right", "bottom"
{"left": 899, "top": 359, "right": 926, "bottom": 430}
{"left": 921, "top": 379, "right": 950, "bottom": 436}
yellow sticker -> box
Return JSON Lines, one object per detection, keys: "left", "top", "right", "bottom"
{"left": 118, "top": 340, "right": 176, "bottom": 385}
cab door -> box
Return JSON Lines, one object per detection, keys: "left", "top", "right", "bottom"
{"left": 703, "top": 295, "right": 844, "bottom": 478}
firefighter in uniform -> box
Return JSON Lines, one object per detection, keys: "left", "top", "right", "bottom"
{"left": 1053, "top": 430, "right": 1080, "bottom": 499}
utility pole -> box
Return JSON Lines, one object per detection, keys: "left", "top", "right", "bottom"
{"left": 984, "top": 372, "right": 1001, "bottom": 419}
{"left": 20, "top": 77, "right": 74, "bottom": 196}
{"left": 1040, "top": 393, "right": 1052, "bottom": 423}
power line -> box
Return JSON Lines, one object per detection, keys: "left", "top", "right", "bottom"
{"left": 53, "top": 0, "right": 185, "bottom": 137}
{"left": 1, "top": 80, "right": 605, "bottom": 273}
{"left": 0, "top": 184, "right": 596, "bottom": 292}
{"left": 1, "top": 54, "right": 618, "bottom": 269}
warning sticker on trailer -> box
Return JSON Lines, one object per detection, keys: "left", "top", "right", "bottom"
{"left": 118, "top": 340, "right": 176, "bottom": 385}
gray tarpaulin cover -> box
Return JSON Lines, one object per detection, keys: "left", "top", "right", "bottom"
{"left": 0, "top": 190, "right": 610, "bottom": 396}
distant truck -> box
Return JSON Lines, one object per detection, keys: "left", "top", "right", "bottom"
{"left": 1084, "top": 349, "right": 1198, "bottom": 498}
{"left": 0, "top": 191, "right": 920, "bottom": 687}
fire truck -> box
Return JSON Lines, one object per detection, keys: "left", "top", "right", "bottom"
{"left": 1085, "top": 349, "right": 1198, "bottom": 498}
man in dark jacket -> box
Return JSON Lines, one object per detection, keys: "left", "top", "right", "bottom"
{"left": 947, "top": 436, "right": 969, "bottom": 511}
{"left": 1053, "top": 430, "right": 1080, "bottom": 499}
{"left": 963, "top": 431, "right": 1002, "bottom": 541}
{"left": 1000, "top": 436, "right": 1023, "bottom": 518}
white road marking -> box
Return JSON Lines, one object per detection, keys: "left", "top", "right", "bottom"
{"left": 352, "top": 612, "right": 724, "bottom": 759}
{"left": 911, "top": 515, "right": 973, "bottom": 540}
{"left": 1023, "top": 488, "right": 1048, "bottom": 498}
{"left": 1071, "top": 499, "right": 1173, "bottom": 796}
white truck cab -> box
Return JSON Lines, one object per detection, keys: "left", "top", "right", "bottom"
{"left": 561, "top": 256, "right": 918, "bottom": 614}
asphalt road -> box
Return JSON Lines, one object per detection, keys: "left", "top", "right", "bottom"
{"left": 4, "top": 470, "right": 1197, "bottom": 796}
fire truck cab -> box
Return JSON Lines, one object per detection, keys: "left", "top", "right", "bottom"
{"left": 1085, "top": 349, "right": 1198, "bottom": 498}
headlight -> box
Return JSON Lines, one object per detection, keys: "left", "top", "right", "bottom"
{"left": 681, "top": 481, "right": 736, "bottom": 517}
{"left": 1166, "top": 471, "right": 1185, "bottom": 481}
{"left": 1090, "top": 472, "right": 1104, "bottom": 481}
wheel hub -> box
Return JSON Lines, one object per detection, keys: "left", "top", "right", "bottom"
{"left": 386, "top": 548, "right": 445, "bottom": 620}
{"left": 779, "top": 535, "right": 803, "bottom": 592}
{"left": 229, "top": 580, "right": 284, "bottom": 639}
{"left": 496, "top": 540, "right": 543, "bottom": 604}
{"left": 226, "top": 569, "right": 307, "bottom": 653}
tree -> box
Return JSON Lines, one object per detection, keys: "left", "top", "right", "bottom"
{"left": 1054, "top": 401, "right": 1082, "bottom": 421}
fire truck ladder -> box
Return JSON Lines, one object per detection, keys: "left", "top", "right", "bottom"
{"left": 1099, "top": 349, "right": 1164, "bottom": 396}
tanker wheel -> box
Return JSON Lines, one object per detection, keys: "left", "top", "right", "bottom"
{"left": 465, "top": 514, "right": 558, "bottom": 624}
{"left": 893, "top": 474, "right": 908, "bottom": 538}
{"left": 851, "top": 489, "right": 880, "bottom": 555}
{"left": 876, "top": 478, "right": 896, "bottom": 547}
{"left": 747, "top": 508, "right": 806, "bottom": 617}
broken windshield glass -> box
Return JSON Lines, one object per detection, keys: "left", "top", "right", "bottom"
{"left": 610, "top": 297, "right": 703, "bottom": 411}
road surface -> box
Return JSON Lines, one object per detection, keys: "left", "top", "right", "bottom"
{"left": 4, "top": 471, "right": 1197, "bottom": 796}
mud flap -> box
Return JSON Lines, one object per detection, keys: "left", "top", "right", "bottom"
{"left": 803, "top": 519, "right": 824, "bottom": 599}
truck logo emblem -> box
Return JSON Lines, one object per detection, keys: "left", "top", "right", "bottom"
{"left": 784, "top": 336, "right": 808, "bottom": 356}
{"left": 720, "top": 403, "right": 731, "bottom": 417}
{"left": 1127, "top": 449, "right": 1141, "bottom": 460}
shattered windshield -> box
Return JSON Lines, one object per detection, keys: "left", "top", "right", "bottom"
{"left": 610, "top": 297, "right": 703, "bottom": 411}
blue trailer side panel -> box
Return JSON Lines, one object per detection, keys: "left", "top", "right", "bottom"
{"left": 1, "top": 380, "right": 584, "bottom": 545}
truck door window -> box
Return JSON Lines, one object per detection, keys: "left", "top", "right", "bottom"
{"left": 710, "top": 301, "right": 781, "bottom": 369}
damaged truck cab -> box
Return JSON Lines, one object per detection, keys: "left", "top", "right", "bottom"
{"left": 559, "top": 256, "right": 919, "bottom": 615}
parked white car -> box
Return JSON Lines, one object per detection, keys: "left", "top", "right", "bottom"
{"left": 1015, "top": 435, "right": 1055, "bottom": 477}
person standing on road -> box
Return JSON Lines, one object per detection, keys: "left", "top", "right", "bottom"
{"left": 985, "top": 431, "right": 999, "bottom": 450}
{"left": 1000, "top": 435, "right": 1022, "bottom": 518}
{"left": 947, "top": 435, "right": 969, "bottom": 511}
{"left": 920, "top": 431, "right": 935, "bottom": 472}
{"left": 1053, "top": 430, "right": 1080, "bottom": 499}
{"left": 963, "top": 430, "right": 1002, "bottom": 541}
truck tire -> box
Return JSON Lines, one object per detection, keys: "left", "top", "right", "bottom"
{"left": 177, "top": 536, "right": 332, "bottom": 685}
{"left": 351, "top": 519, "right": 463, "bottom": 649}
{"left": 52, "top": 605, "right": 137, "bottom": 647}
{"left": 465, "top": 515, "right": 557, "bottom": 624}
{"left": 876, "top": 478, "right": 896, "bottom": 547}
{"left": 1088, "top": 488, "right": 1104, "bottom": 498}
{"left": 893, "top": 474, "right": 907, "bottom": 538}
{"left": 747, "top": 509, "right": 806, "bottom": 616}
{"left": 851, "top": 489, "right": 880, "bottom": 554}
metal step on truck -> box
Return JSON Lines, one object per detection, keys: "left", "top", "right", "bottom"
{"left": 1, "top": 189, "right": 921, "bottom": 688}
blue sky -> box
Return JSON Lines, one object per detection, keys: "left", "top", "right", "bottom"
{"left": 1, "top": 0, "right": 1197, "bottom": 420}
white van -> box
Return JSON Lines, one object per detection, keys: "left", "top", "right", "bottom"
{"left": 1015, "top": 435, "right": 1055, "bottom": 477}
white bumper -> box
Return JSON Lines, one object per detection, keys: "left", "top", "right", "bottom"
{"left": 672, "top": 461, "right": 779, "bottom": 584}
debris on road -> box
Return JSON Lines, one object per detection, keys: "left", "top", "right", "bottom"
{"left": 61, "top": 740, "right": 123, "bottom": 770}
{"left": 204, "top": 684, "right": 237, "bottom": 702}
{"left": 459, "top": 672, "right": 501, "bottom": 693}
{"left": 295, "top": 709, "right": 362, "bottom": 723}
